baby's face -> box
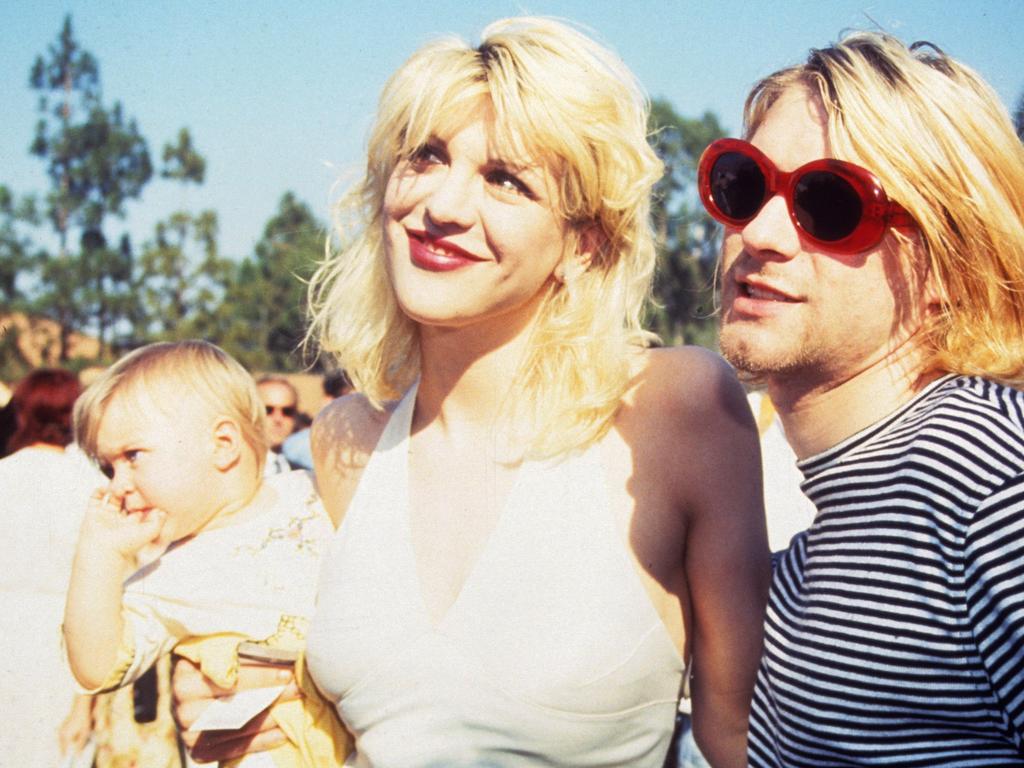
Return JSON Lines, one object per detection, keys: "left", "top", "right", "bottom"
{"left": 95, "top": 392, "right": 220, "bottom": 546}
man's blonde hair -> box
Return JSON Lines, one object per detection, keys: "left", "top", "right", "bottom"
{"left": 744, "top": 32, "right": 1024, "bottom": 385}
{"left": 307, "top": 17, "right": 661, "bottom": 458}
{"left": 74, "top": 340, "right": 269, "bottom": 473}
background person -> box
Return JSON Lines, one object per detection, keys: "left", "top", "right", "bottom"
{"left": 702, "top": 31, "right": 1024, "bottom": 765}
{"left": 0, "top": 369, "right": 102, "bottom": 766}
{"left": 0, "top": 379, "right": 16, "bottom": 456}
{"left": 282, "top": 370, "right": 352, "bottom": 472}
{"left": 257, "top": 375, "right": 300, "bottom": 475}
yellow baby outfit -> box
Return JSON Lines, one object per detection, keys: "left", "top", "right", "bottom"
{"left": 176, "top": 626, "right": 351, "bottom": 768}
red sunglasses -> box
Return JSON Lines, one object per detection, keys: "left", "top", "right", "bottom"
{"left": 698, "top": 138, "right": 915, "bottom": 254}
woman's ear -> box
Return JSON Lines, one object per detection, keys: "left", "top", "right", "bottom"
{"left": 210, "top": 417, "right": 243, "bottom": 471}
{"left": 555, "top": 223, "right": 603, "bottom": 284}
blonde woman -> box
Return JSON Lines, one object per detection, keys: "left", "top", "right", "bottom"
{"left": 175, "top": 18, "right": 769, "bottom": 767}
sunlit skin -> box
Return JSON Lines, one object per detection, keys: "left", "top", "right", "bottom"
{"left": 95, "top": 395, "right": 224, "bottom": 548}
{"left": 382, "top": 105, "right": 572, "bottom": 346}
{"left": 718, "top": 86, "right": 935, "bottom": 456}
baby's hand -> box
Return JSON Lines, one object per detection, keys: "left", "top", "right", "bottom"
{"left": 79, "top": 487, "right": 167, "bottom": 562}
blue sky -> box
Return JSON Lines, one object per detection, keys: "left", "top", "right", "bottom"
{"left": 2, "top": 0, "right": 1021, "bottom": 261}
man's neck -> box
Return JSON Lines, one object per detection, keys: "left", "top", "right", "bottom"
{"left": 767, "top": 345, "right": 938, "bottom": 460}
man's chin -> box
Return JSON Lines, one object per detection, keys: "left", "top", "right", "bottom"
{"left": 719, "top": 326, "right": 790, "bottom": 380}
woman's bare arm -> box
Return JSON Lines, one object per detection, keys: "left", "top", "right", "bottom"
{"left": 636, "top": 347, "right": 769, "bottom": 767}
{"left": 679, "top": 353, "right": 769, "bottom": 766}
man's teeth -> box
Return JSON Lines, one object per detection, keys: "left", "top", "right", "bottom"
{"left": 746, "top": 284, "right": 790, "bottom": 301}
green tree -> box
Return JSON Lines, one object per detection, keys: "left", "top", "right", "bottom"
{"left": 0, "top": 186, "right": 41, "bottom": 309}
{"left": 161, "top": 128, "right": 206, "bottom": 184}
{"left": 28, "top": 15, "right": 152, "bottom": 357}
{"left": 133, "top": 131, "right": 227, "bottom": 345}
{"left": 646, "top": 98, "right": 726, "bottom": 348}
{"left": 137, "top": 210, "right": 226, "bottom": 341}
{"left": 216, "top": 193, "right": 324, "bottom": 371}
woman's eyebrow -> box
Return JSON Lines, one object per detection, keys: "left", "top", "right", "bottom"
{"left": 486, "top": 155, "right": 542, "bottom": 176}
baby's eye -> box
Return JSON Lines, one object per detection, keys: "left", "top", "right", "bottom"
{"left": 99, "top": 462, "right": 113, "bottom": 479}
{"left": 124, "top": 450, "right": 140, "bottom": 464}
{"left": 486, "top": 169, "right": 534, "bottom": 199}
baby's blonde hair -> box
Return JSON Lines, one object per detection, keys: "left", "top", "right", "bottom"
{"left": 74, "top": 340, "right": 269, "bottom": 473}
{"left": 307, "top": 17, "right": 662, "bottom": 458}
{"left": 745, "top": 32, "right": 1024, "bottom": 385}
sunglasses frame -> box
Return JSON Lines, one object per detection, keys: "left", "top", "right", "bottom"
{"left": 698, "top": 138, "right": 915, "bottom": 254}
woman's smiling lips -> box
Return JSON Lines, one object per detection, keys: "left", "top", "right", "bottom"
{"left": 407, "top": 230, "right": 484, "bottom": 272}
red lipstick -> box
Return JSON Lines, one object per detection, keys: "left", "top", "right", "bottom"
{"left": 407, "top": 230, "right": 482, "bottom": 272}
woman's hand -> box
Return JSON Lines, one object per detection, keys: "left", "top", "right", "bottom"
{"left": 171, "top": 654, "right": 301, "bottom": 763}
{"left": 58, "top": 694, "right": 93, "bottom": 756}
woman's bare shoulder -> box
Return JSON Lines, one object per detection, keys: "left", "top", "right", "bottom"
{"left": 312, "top": 393, "right": 392, "bottom": 451}
{"left": 620, "top": 345, "right": 757, "bottom": 493}
{"left": 625, "top": 345, "right": 750, "bottom": 427}
{"left": 310, "top": 393, "right": 398, "bottom": 527}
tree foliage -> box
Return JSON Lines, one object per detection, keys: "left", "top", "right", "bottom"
{"left": 645, "top": 98, "right": 726, "bottom": 348}
{"left": 214, "top": 193, "right": 324, "bottom": 370}
{"left": 136, "top": 209, "right": 228, "bottom": 342}
{"left": 0, "top": 186, "right": 41, "bottom": 308}
{"left": 161, "top": 128, "right": 206, "bottom": 185}
{"left": 25, "top": 15, "right": 152, "bottom": 357}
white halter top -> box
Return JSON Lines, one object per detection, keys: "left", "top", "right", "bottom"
{"left": 306, "top": 385, "right": 683, "bottom": 767}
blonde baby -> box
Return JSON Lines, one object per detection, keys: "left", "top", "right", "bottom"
{"left": 63, "top": 340, "right": 349, "bottom": 767}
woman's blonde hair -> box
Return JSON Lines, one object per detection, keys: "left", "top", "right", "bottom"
{"left": 307, "top": 17, "right": 662, "bottom": 457}
{"left": 74, "top": 340, "right": 269, "bottom": 473}
{"left": 744, "top": 31, "right": 1024, "bottom": 385}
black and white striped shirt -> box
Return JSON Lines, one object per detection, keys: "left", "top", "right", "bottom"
{"left": 748, "top": 375, "right": 1024, "bottom": 766}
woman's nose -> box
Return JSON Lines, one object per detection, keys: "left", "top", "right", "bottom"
{"left": 423, "top": 172, "right": 475, "bottom": 231}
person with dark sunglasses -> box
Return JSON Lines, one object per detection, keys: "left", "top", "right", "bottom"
{"left": 257, "top": 376, "right": 301, "bottom": 475}
{"left": 706, "top": 32, "right": 1024, "bottom": 767}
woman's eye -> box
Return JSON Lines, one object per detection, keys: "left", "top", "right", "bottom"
{"left": 409, "top": 144, "right": 445, "bottom": 167}
{"left": 487, "top": 170, "right": 533, "bottom": 198}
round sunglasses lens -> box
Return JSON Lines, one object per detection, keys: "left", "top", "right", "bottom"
{"left": 794, "top": 171, "right": 862, "bottom": 241}
{"left": 710, "top": 152, "right": 765, "bottom": 221}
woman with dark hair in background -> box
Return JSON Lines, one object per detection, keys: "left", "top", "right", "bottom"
{"left": 0, "top": 369, "right": 182, "bottom": 767}
{"left": 0, "top": 369, "right": 100, "bottom": 765}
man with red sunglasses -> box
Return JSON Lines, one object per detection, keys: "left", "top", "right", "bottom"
{"left": 705, "top": 32, "right": 1024, "bottom": 766}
